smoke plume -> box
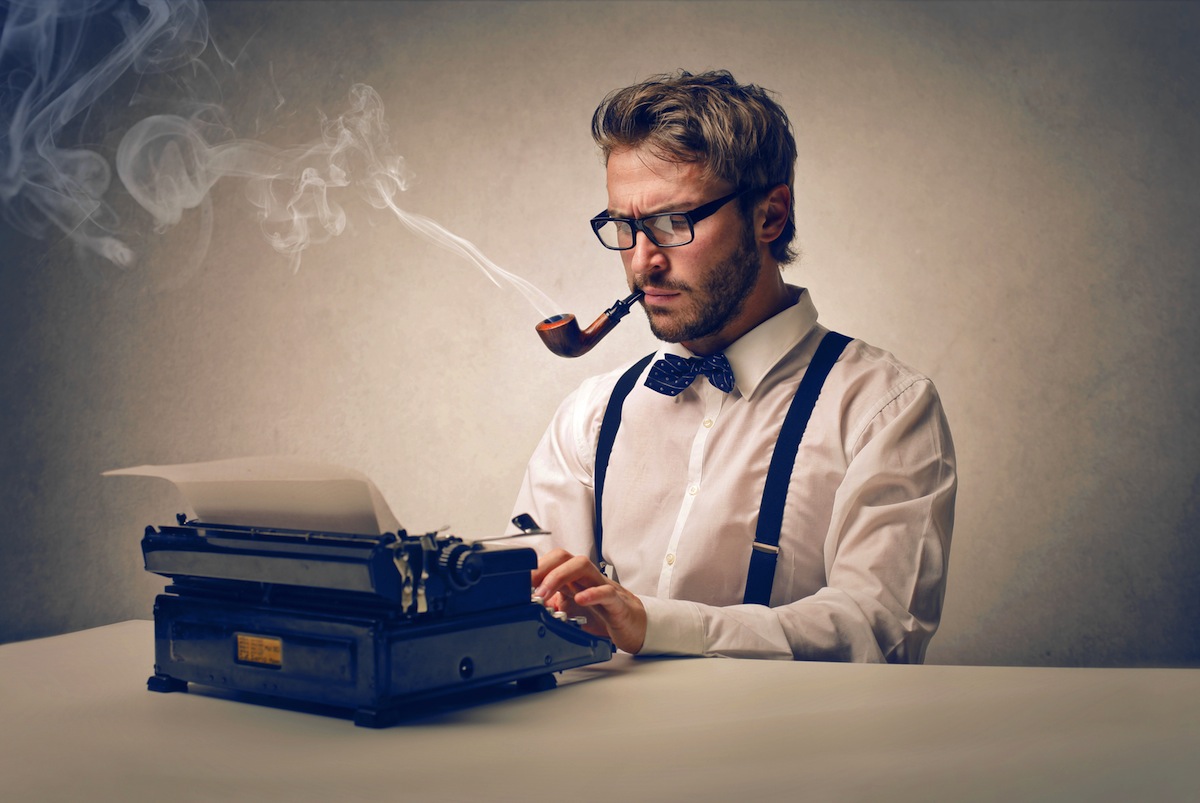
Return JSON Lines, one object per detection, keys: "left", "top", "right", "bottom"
{"left": 0, "top": 0, "right": 559, "bottom": 317}
{"left": 1, "top": 0, "right": 208, "bottom": 266}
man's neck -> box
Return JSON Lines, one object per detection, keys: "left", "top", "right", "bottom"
{"left": 682, "top": 272, "right": 795, "bottom": 355}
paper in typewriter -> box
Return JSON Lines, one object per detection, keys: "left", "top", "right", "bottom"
{"left": 104, "top": 456, "right": 402, "bottom": 534}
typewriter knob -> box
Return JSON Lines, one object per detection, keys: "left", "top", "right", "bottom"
{"left": 439, "top": 542, "right": 484, "bottom": 590}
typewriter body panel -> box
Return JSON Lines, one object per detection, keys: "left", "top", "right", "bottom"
{"left": 143, "top": 520, "right": 612, "bottom": 726}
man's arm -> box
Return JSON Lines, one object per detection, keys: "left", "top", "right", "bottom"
{"left": 508, "top": 371, "right": 618, "bottom": 558}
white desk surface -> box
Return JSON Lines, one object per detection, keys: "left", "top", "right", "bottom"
{"left": 1, "top": 620, "right": 1196, "bottom": 802}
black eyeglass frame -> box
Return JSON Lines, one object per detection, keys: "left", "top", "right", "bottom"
{"left": 589, "top": 187, "right": 761, "bottom": 251}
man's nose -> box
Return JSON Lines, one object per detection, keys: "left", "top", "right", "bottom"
{"left": 629, "top": 233, "right": 667, "bottom": 277}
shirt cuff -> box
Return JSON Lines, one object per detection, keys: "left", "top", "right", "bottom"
{"left": 639, "top": 595, "right": 706, "bottom": 656}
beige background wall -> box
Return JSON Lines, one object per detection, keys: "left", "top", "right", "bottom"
{"left": 2, "top": 0, "right": 1197, "bottom": 666}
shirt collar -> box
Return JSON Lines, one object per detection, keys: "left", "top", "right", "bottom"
{"left": 662, "top": 285, "right": 819, "bottom": 401}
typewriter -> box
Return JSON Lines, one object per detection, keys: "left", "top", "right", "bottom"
{"left": 142, "top": 516, "right": 613, "bottom": 726}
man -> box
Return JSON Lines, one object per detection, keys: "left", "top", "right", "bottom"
{"left": 511, "top": 70, "right": 956, "bottom": 663}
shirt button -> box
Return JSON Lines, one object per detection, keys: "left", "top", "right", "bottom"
{"left": 688, "top": 485, "right": 699, "bottom": 495}
{"left": 665, "top": 553, "right": 676, "bottom": 566}
{"left": 703, "top": 418, "right": 714, "bottom": 428}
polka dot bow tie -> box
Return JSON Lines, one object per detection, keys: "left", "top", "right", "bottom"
{"left": 644, "top": 352, "right": 735, "bottom": 397}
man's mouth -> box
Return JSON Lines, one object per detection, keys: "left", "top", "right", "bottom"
{"left": 641, "top": 290, "right": 682, "bottom": 310}
{"left": 640, "top": 284, "right": 684, "bottom": 302}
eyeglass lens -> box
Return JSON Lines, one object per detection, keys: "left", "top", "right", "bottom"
{"left": 596, "top": 214, "right": 692, "bottom": 249}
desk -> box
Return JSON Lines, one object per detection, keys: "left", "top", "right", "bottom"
{"left": 1, "top": 621, "right": 1196, "bottom": 802}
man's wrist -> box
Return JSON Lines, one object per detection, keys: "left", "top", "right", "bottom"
{"left": 639, "top": 595, "right": 706, "bottom": 655}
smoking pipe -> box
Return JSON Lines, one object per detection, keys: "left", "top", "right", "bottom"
{"left": 536, "top": 290, "right": 645, "bottom": 358}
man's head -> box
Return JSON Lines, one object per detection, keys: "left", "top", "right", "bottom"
{"left": 591, "top": 71, "right": 797, "bottom": 354}
{"left": 591, "top": 70, "right": 797, "bottom": 265}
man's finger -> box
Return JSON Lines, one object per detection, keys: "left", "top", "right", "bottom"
{"left": 530, "top": 548, "right": 575, "bottom": 587}
{"left": 534, "top": 554, "right": 600, "bottom": 600}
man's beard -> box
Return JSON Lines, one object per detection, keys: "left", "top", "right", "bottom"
{"left": 641, "top": 222, "right": 762, "bottom": 344}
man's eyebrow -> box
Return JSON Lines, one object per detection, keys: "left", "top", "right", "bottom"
{"left": 606, "top": 199, "right": 693, "bottom": 218}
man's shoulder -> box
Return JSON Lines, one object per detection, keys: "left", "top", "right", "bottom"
{"left": 766, "top": 328, "right": 930, "bottom": 393}
{"left": 550, "top": 351, "right": 662, "bottom": 423}
{"left": 828, "top": 335, "right": 946, "bottom": 444}
{"left": 577, "top": 352, "right": 659, "bottom": 403}
{"left": 839, "top": 336, "right": 931, "bottom": 389}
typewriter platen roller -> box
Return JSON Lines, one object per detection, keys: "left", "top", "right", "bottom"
{"left": 142, "top": 518, "right": 613, "bottom": 726}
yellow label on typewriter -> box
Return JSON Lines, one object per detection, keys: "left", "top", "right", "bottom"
{"left": 236, "top": 633, "right": 283, "bottom": 667}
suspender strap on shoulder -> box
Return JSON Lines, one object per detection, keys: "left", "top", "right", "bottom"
{"left": 743, "top": 331, "right": 852, "bottom": 606}
{"left": 593, "top": 353, "right": 655, "bottom": 565}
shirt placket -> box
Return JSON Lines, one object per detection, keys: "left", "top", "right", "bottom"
{"left": 656, "top": 382, "right": 727, "bottom": 597}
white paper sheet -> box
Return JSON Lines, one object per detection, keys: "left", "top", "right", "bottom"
{"left": 104, "top": 456, "right": 402, "bottom": 534}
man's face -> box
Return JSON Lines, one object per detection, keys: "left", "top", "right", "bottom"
{"left": 605, "top": 146, "right": 762, "bottom": 350}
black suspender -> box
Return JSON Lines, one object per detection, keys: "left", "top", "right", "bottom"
{"left": 593, "top": 352, "right": 655, "bottom": 565}
{"left": 593, "top": 331, "right": 851, "bottom": 605}
{"left": 743, "top": 331, "right": 851, "bottom": 604}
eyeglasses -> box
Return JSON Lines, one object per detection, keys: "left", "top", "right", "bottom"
{"left": 590, "top": 187, "right": 757, "bottom": 251}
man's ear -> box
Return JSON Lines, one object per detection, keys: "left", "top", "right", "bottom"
{"left": 758, "top": 184, "right": 791, "bottom": 244}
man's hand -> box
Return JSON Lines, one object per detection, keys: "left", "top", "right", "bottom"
{"left": 532, "top": 549, "right": 647, "bottom": 654}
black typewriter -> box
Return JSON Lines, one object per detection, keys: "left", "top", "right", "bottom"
{"left": 142, "top": 516, "right": 612, "bottom": 726}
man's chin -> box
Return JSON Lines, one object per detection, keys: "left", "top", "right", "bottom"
{"left": 647, "top": 311, "right": 709, "bottom": 344}
{"left": 647, "top": 321, "right": 684, "bottom": 344}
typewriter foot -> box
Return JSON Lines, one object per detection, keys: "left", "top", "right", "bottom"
{"left": 147, "top": 673, "right": 188, "bottom": 693}
{"left": 353, "top": 707, "right": 398, "bottom": 728}
{"left": 516, "top": 672, "right": 557, "bottom": 693}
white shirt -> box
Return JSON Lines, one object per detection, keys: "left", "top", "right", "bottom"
{"left": 509, "top": 287, "right": 956, "bottom": 663}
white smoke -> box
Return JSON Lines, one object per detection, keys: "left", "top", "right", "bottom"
{"left": 1, "top": 0, "right": 208, "bottom": 266}
{"left": 0, "top": 0, "right": 559, "bottom": 318}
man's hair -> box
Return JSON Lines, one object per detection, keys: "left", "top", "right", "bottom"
{"left": 591, "top": 70, "right": 798, "bottom": 264}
